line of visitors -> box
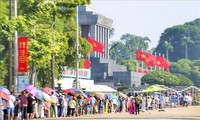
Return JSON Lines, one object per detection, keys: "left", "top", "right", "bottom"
{"left": 0, "top": 91, "right": 194, "bottom": 120}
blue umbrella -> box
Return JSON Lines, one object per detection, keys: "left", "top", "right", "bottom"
{"left": 105, "top": 94, "right": 112, "bottom": 100}
{"left": 71, "top": 88, "right": 88, "bottom": 98}
{"left": 0, "top": 86, "right": 11, "bottom": 95}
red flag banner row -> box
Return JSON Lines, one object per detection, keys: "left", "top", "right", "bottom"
{"left": 137, "top": 68, "right": 151, "bottom": 74}
{"left": 18, "top": 36, "right": 28, "bottom": 72}
{"left": 136, "top": 49, "right": 170, "bottom": 72}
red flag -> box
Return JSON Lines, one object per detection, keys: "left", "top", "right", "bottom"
{"left": 18, "top": 36, "right": 28, "bottom": 72}
{"left": 155, "top": 56, "right": 170, "bottom": 72}
{"left": 83, "top": 59, "right": 91, "bottom": 69}
{"left": 155, "top": 56, "right": 165, "bottom": 68}
{"left": 163, "top": 59, "right": 170, "bottom": 72}
{"left": 144, "top": 53, "right": 155, "bottom": 67}
{"left": 88, "top": 36, "right": 104, "bottom": 54}
{"left": 136, "top": 50, "right": 147, "bottom": 62}
{"left": 136, "top": 50, "right": 155, "bottom": 66}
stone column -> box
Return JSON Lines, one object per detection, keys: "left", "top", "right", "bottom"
{"left": 99, "top": 26, "right": 102, "bottom": 58}
{"left": 104, "top": 27, "right": 108, "bottom": 59}
{"left": 102, "top": 27, "right": 105, "bottom": 58}
{"left": 90, "top": 25, "right": 96, "bottom": 58}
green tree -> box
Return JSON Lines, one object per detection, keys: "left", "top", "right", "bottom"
{"left": 120, "top": 59, "right": 136, "bottom": 72}
{"left": 175, "top": 74, "right": 193, "bottom": 86}
{"left": 141, "top": 70, "right": 180, "bottom": 87}
{"left": 170, "top": 59, "right": 200, "bottom": 87}
{"left": 120, "top": 34, "right": 151, "bottom": 59}
{"left": 155, "top": 19, "right": 200, "bottom": 62}
{"left": 181, "top": 36, "right": 194, "bottom": 59}
{"left": 109, "top": 41, "right": 126, "bottom": 63}
{"left": 109, "top": 33, "right": 151, "bottom": 62}
{"left": 0, "top": 0, "right": 91, "bottom": 88}
{"left": 164, "top": 41, "right": 173, "bottom": 59}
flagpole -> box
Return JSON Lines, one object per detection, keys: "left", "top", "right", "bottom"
{"left": 158, "top": 53, "right": 161, "bottom": 70}
{"left": 162, "top": 54, "right": 165, "bottom": 71}
{"left": 136, "top": 48, "right": 138, "bottom": 72}
{"left": 141, "top": 49, "right": 144, "bottom": 73}
{"left": 150, "top": 51, "right": 153, "bottom": 71}
{"left": 154, "top": 52, "right": 157, "bottom": 71}
{"left": 14, "top": 0, "right": 18, "bottom": 93}
{"left": 76, "top": 6, "right": 79, "bottom": 89}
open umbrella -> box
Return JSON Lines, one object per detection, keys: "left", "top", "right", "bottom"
{"left": 43, "top": 92, "right": 51, "bottom": 101}
{"left": 36, "top": 90, "right": 44, "bottom": 101}
{"left": 62, "top": 89, "right": 75, "bottom": 94}
{"left": 42, "top": 87, "right": 55, "bottom": 95}
{"left": 24, "top": 84, "right": 38, "bottom": 97}
{"left": 95, "top": 93, "right": 105, "bottom": 99}
{"left": 119, "top": 92, "right": 127, "bottom": 98}
{"left": 0, "top": 86, "right": 11, "bottom": 95}
{"left": 142, "top": 85, "right": 166, "bottom": 93}
{"left": 63, "top": 88, "right": 88, "bottom": 98}
{"left": 0, "top": 91, "right": 10, "bottom": 100}
{"left": 71, "top": 88, "right": 88, "bottom": 98}
{"left": 105, "top": 94, "right": 112, "bottom": 100}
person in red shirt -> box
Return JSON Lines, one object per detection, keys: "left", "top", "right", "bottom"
{"left": 19, "top": 91, "right": 28, "bottom": 120}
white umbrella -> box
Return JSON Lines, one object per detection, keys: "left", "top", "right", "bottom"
{"left": 43, "top": 92, "right": 51, "bottom": 101}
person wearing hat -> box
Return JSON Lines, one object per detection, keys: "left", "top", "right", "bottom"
{"left": 128, "top": 96, "right": 135, "bottom": 114}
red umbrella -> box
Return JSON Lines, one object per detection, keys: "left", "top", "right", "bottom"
{"left": 0, "top": 91, "right": 10, "bottom": 100}
{"left": 62, "top": 89, "right": 75, "bottom": 94}
{"left": 42, "top": 88, "right": 55, "bottom": 95}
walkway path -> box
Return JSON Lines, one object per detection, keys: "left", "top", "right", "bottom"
{"left": 43, "top": 106, "right": 200, "bottom": 120}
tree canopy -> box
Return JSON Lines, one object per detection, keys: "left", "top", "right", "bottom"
{"left": 155, "top": 18, "right": 200, "bottom": 62}
{"left": 0, "top": 0, "right": 91, "bottom": 88}
{"left": 141, "top": 70, "right": 180, "bottom": 87}
{"left": 109, "top": 33, "right": 151, "bottom": 63}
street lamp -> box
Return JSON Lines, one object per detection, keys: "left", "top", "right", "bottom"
{"left": 75, "top": 6, "right": 79, "bottom": 89}
{"left": 57, "top": 82, "right": 62, "bottom": 92}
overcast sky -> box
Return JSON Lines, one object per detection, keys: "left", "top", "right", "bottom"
{"left": 89, "top": 0, "right": 200, "bottom": 49}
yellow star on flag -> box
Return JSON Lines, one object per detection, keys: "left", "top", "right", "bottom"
{"left": 93, "top": 43, "right": 97, "bottom": 47}
{"left": 157, "top": 61, "right": 160, "bottom": 65}
{"left": 141, "top": 54, "right": 146, "bottom": 58}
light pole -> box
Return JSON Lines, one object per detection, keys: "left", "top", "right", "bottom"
{"left": 75, "top": 6, "right": 79, "bottom": 89}
{"left": 14, "top": 0, "right": 18, "bottom": 93}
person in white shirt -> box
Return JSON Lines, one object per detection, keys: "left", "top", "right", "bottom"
{"left": 7, "top": 92, "right": 16, "bottom": 120}
{"left": 0, "top": 98, "right": 3, "bottom": 120}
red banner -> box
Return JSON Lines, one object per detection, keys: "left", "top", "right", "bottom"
{"left": 18, "top": 36, "right": 28, "bottom": 72}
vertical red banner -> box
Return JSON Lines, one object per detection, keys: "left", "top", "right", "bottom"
{"left": 18, "top": 36, "right": 28, "bottom": 72}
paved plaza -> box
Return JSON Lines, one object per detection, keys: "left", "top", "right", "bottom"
{"left": 43, "top": 106, "right": 200, "bottom": 120}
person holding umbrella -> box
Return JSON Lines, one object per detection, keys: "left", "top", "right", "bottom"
{"left": 27, "top": 93, "right": 36, "bottom": 120}
{"left": 19, "top": 91, "right": 28, "bottom": 120}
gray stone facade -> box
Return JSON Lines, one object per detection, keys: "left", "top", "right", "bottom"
{"left": 113, "top": 72, "right": 144, "bottom": 87}
{"left": 79, "top": 6, "right": 113, "bottom": 59}
{"left": 90, "top": 58, "right": 127, "bottom": 82}
{"left": 79, "top": 6, "right": 144, "bottom": 88}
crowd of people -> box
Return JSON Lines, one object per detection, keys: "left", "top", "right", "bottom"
{"left": 0, "top": 89, "right": 194, "bottom": 120}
